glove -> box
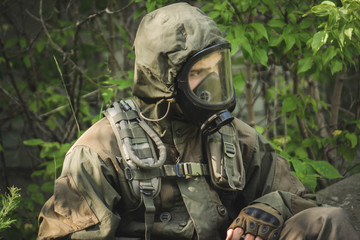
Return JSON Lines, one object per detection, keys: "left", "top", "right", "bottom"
{"left": 228, "top": 203, "right": 284, "bottom": 240}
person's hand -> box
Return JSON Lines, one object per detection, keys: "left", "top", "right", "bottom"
{"left": 226, "top": 203, "right": 284, "bottom": 240}
{"left": 226, "top": 227, "right": 263, "bottom": 240}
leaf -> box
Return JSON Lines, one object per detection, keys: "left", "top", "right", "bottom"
{"left": 302, "top": 174, "right": 318, "bottom": 192}
{"left": 331, "top": 60, "right": 343, "bottom": 75}
{"left": 31, "top": 169, "right": 45, "bottom": 177}
{"left": 344, "top": 28, "right": 353, "bottom": 40}
{"left": 297, "top": 56, "right": 313, "bottom": 74}
{"left": 255, "top": 125, "right": 265, "bottom": 134}
{"left": 117, "top": 80, "right": 133, "bottom": 90}
{"left": 299, "top": 18, "right": 313, "bottom": 30}
{"left": 323, "top": 46, "right": 337, "bottom": 65}
{"left": 134, "top": 7, "right": 145, "bottom": 19}
{"left": 19, "top": 38, "right": 26, "bottom": 49}
{"left": 309, "top": 160, "right": 343, "bottom": 179}
{"left": 268, "top": 18, "right": 286, "bottom": 28}
{"left": 208, "top": 11, "right": 220, "bottom": 20}
{"left": 40, "top": 182, "right": 54, "bottom": 193}
{"left": 295, "top": 147, "right": 308, "bottom": 159}
{"left": 251, "top": 23, "right": 268, "bottom": 41}
{"left": 23, "top": 56, "right": 31, "bottom": 68}
{"left": 262, "top": 0, "right": 275, "bottom": 10}
{"left": 281, "top": 95, "right": 297, "bottom": 115}
{"left": 254, "top": 48, "right": 268, "bottom": 66}
{"left": 310, "top": 1, "right": 335, "bottom": 17}
{"left": 269, "top": 35, "right": 283, "bottom": 47}
{"left": 354, "top": 28, "right": 360, "bottom": 40}
{"left": 239, "top": 35, "right": 253, "bottom": 58}
{"left": 145, "top": 1, "right": 156, "bottom": 13}
{"left": 23, "top": 139, "right": 44, "bottom": 146}
{"left": 339, "top": 25, "right": 346, "bottom": 47}
{"left": 36, "top": 42, "right": 45, "bottom": 53}
{"left": 284, "top": 34, "right": 296, "bottom": 52}
{"left": 27, "top": 184, "right": 39, "bottom": 193}
{"left": 311, "top": 31, "right": 327, "bottom": 54}
{"left": 322, "top": 1, "right": 336, "bottom": 7}
{"left": 31, "top": 192, "right": 44, "bottom": 205}
{"left": 229, "top": 26, "right": 243, "bottom": 55}
{"left": 345, "top": 132, "right": 357, "bottom": 148}
{"left": 290, "top": 158, "right": 307, "bottom": 174}
{"left": 233, "top": 73, "right": 245, "bottom": 90}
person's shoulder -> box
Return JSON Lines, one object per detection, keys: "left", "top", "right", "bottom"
{"left": 231, "top": 117, "right": 257, "bottom": 136}
{"left": 67, "top": 117, "right": 119, "bottom": 160}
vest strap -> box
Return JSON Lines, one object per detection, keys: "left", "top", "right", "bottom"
{"left": 222, "top": 133, "right": 237, "bottom": 189}
{"left": 140, "top": 180, "right": 155, "bottom": 240}
{"left": 112, "top": 110, "right": 139, "bottom": 122}
{"left": 122, "top": 162, "right": 210, "bottom": 180}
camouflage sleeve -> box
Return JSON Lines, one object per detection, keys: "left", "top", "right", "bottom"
{"left": 38, "top": 146, "right": 122, "bottom": 239}
{"left": 235, "top": 124, "right": 317, "bottom": 220}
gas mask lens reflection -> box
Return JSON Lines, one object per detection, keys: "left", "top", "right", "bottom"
{"left": 188, "top": 49, "right": 231, "bottom": 104}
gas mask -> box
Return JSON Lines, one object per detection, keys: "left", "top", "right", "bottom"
{"left": 176, "top": 43, "right": 236, "bottom": 135}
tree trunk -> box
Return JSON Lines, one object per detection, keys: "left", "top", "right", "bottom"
{"left": 293, "top": 74, "right": 316, "bottom": 160}
{"left": 309, "top": 77, "right": 329, "bottom": 139}
{"left": 245, "top": 60, "right": 255, "bottom": 128}
{"left": 309, "top": 77, "right": 337, "bottom": 164}
{"left": 0, "top": 131, "right": 9, "bottom": 191}
{"left": 330, "top": 74, "right": 344, "bottom": 131}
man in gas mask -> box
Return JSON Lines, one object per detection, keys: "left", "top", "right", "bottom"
{"left": 38, "top": 3, "right": 359, "bottom": 240}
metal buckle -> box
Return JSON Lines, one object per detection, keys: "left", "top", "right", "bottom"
{"left": 124, "top": 166, "right": 134, "bottom": 181}
{"left": 175, "top": 163, "right": 186, "bottom": 177}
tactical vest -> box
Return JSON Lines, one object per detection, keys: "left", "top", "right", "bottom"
{"left": 104, "top": 100, "right": 246, "bottom": 240}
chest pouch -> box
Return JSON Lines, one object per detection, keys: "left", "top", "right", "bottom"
{"left": 205, "top": 123, "right": 246, "bottom": 191}
{"left": 104, "top": 100, "right": 166, "bottom": 240}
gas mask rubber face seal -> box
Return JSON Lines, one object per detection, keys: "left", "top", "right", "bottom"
{"left": 176, "top": 43, "right": 236, "bottom": 135}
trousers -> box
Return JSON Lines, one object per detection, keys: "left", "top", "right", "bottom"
{"left": 116, "top": 207, "right": 359, "bottom": 240}
{"left": 280, "top": 207, "right": 359, "bottom": 240}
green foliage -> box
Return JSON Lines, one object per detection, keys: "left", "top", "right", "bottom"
{"left": 24, "top": 139, "right": 73, "bottom": 180}
{"left": 275, "top": 145, "right": 344, "bottom": 192}
{"left": 304, "top": 0, "right": 360, "bottom": 74}
{"left": 0, "top": 187, "right": 21, "bottom": 231}
{"left": 199, "top": 0, "right": 359, "bottom": 190}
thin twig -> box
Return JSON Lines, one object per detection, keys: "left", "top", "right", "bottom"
{"left": 39, "top": 0, "right": 98, "bottom": 86}
{"left": 53, "top": 56, "right": 80, "bottom": 135}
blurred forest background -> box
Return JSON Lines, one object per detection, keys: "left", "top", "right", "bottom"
{"left": 0, "top": 0, "right": 360, "bottom": 238}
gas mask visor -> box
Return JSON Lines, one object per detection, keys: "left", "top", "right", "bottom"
{"left": 177, "top": 43, "right": 235, "bottom": 135}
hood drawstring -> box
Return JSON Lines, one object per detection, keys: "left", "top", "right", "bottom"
{"left": 139, "top": 98, "right": 175, "bottom": 122}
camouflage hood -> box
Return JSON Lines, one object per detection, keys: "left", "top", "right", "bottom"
{"left": 132, "top": 2, "right": 227, "bottom": 101}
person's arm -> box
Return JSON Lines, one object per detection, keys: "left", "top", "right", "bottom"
{"left": 243, "top": 132, "right": 317, "bottom": 217}
{"left": 38, "top": 146, "right": 122, "bottom": 240}
{"left": 227, "top": 120, "right": 317, "bottom": 240}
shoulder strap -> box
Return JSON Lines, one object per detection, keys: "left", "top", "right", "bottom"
{"left": 104, "top": 99, "right": 210, "bottom": 239}
{"left": 104, "top": 100, "right": 159, "bottom": 240}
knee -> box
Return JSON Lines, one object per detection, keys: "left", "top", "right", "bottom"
{"left": 304, "top": 206, "right": 352, "bottom": 230}
{"left": 318, "top": 207, "right": 348, "bottom": 220}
